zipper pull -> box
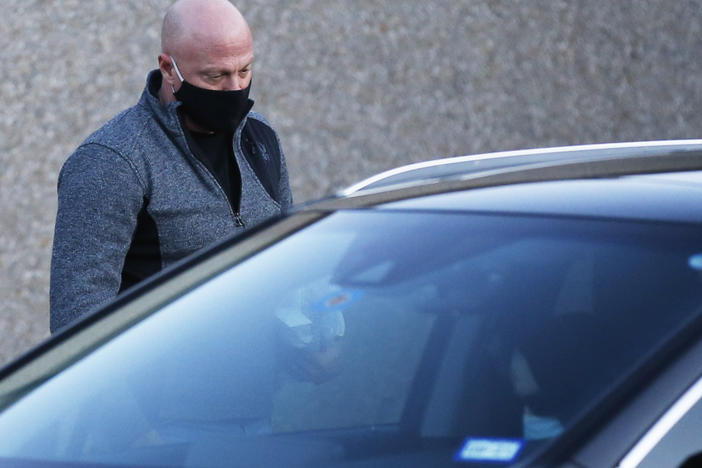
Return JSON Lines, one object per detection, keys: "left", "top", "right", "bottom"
{"left": 234, "top": 212, "right": 246, "bottom": 228}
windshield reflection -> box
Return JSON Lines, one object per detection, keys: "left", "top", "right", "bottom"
{"left": 0, "top": 211, "right": 701, "bottom": 467}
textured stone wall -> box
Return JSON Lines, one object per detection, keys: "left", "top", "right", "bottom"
{"left": 1, "top": 0, "right": 701, "bottom": 365}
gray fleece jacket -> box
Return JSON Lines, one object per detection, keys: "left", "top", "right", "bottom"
{"left": 50, "top": 71, "right": 292, "bottom": 332}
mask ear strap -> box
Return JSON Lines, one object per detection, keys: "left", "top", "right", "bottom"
{"left": 170, "top": 56, "right": 185, "bottom": 84}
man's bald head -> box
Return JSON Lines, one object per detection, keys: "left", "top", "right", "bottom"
{"left": 158, "top": 0, "right": 255, "bottom": 108}
{"left": 161, "top": 0, "right": 252, "bottom": 57}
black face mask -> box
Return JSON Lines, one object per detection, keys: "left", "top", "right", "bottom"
{"left": 171, "top": 57, "right": 253, "bottom": 133}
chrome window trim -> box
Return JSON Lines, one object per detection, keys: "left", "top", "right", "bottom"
{"left": 617, "top": 373, "right": 702, "bottom": 467}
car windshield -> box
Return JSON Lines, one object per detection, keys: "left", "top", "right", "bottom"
{"left": 0, "top": 209, "right": 701, "bottom": 467}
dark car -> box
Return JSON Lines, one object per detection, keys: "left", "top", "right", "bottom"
{"left": 1, "top": 141, "right": 702, "bottom": 467}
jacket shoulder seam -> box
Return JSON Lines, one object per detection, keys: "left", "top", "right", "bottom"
{"left": 77, "top": 142, "right": 148, "bottom": 193}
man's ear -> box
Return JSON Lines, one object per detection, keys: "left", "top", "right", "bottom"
{"left": 157, "top": 54, "right": 178, "bottom": 88}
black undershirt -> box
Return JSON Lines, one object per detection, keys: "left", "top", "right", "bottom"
{"left": 186, "top": 128, "right": 242, "bottom": 211}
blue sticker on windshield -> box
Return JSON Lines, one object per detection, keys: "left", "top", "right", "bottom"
{"left": 455, "top": 438, "right": 523, "bottom": 463}
{"left": 688, "top": 254, "right": 702, "bottom": 271}
{"left": 313, "top": 289, "right": 365, "bottom": 313}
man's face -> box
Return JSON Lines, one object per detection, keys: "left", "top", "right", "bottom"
{"left": 170, "top": 29, "right": 254, "bottom": 92}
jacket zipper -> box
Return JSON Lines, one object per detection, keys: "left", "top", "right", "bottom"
{"left": 181, "top": 147, "right": 245, "bottom": 229}
{"left": 177, "top": 116, "right": 247, "bottom": 230}
{"left": 234, "top": 212, "right": 245, "bottom": 228}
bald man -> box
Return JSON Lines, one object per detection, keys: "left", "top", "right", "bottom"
{"left": 50, "top": 0, "right": 292, "bottom": 332}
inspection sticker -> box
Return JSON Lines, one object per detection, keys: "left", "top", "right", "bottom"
{"left": 455, "top": 438, "right": 523, "bottom": 463}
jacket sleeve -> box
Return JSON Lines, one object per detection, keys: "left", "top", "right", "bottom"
{"left": 50, "top": 143, "right": 146, "bottom": 333}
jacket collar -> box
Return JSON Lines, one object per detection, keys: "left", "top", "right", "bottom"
{"left": 140, "top": 70, "right": 183, "bottom": 136}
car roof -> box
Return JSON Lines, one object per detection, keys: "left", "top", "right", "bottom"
{"left": 339, "top": 140, "right": 702, "bottom": 196}
{"left": 380, "top": 171, "right": 702, "bottom": 224}
{"left": 313, "top": 141, "right": 702, "bottom": 222}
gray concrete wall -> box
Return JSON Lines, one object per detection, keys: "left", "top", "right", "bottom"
{"left": 1, "top": 0, "right": 701, "bottom": 365}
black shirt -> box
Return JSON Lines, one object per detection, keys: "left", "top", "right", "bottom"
{"left": 187, "top": 129, "right": 242, "bottom": 210}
